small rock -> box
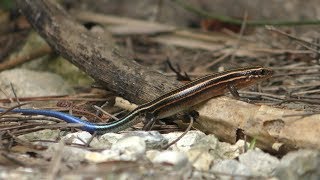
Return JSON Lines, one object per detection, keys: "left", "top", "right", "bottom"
{"left": 211, "top": 159, "right": 252, "bottom": 180}
{"left": 233, "top": 139, "right": 252, "bottom": 154}
{"left": 191, "top": 170, "right": 216, "bottom": 179}
{"left": 96, "top": 133, "right": 124, "bottom": 148}
{"left": 190, "top": 134, "right": 240, "bottom": 162}
{"left": 152, "top": 151, "right": 189, "bottom": 169}
{"left": 274, "top": 149, "right": 320, "bottom": 180}
{"left": 18, "top": 129, "right": 61, "bottom": 142}
{"left": 99, "top": 133, "right": 124, "bottom": 143}
{"left": 111, "top": 136, "right": 146, "bottom": 161}
{"left": 183, "top": 134, "right": 250, "bottom": 171}
{"left": 214, "top": 141, "right": 241, "bottom": 160}
{"left": 0, "top": 68, "right": 73, "bottom": 98}
{"left": 0, "top": 167, "right": 43, "bottom": 179}
{"left": 182, "top": 134, "right": 218, "bottom": 171}
{"left": 218, "top": 140, "right": 249, "bottom": 159}
{"left": 62, "top": 131, "right": 92, "bottom": 145}
{"left": 187, "top": 149, "right": 214, "bottom": 171}
{"left": 125, "top": 131, "right": 168, "bottom": 149}
{"left": 239, "top": 149, "right": 280, "bottom": 177}
{"left": 87, "top": 132, "right": 124, "bottom": 149}
{"left": 146, "top": 149, "right": 161, "bottom": 161}
{"left": 191, "top": 134, "right": 219, "bottom": 150}
{"left": 44, "top": 142, "right": 90, "bottom": 163}
{"left": 85, "top": 149, "right": 121, "bottom": 163}
{"left": 85, "top": 137, "right": 106, "bottom": 149}
{"left": 163, "top": 130, "right": 206, "bottom": 151}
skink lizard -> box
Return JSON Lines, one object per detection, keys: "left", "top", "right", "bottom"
{"left": 0, "top": 66, "right": 273, "bottom": 134}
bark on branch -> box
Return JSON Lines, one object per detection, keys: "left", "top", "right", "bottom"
{"left": 15, "top": 0, "right": 180, "bottom": 104}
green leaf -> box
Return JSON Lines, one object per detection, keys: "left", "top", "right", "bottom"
{"left": 248, "top": 137, "right": 257, "bottom": 150}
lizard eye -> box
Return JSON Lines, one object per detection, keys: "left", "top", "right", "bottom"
{"left": 260, "top": 68, "right": 273, "bottom": 76}
{"left": 260, "top": 69, "right": 267, "bottom": 75}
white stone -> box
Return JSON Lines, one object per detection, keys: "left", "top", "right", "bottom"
{"left": 187, "top": 149, "right": 214, "bottom": 171}
{"left": 163, "top": 130, "right": 206, "bottom": 151}
{"left": 99, "top": 133, "right": 124, "bottom": 144}
{"left": 212, "top": 159, "right": 252, "bottom": 180}
{"left": 0, "top": 68, "right": 73, "bottom": 98}
{"left": 111, "top": 136, "right": 146, "bottom": 161}
{"left": 146, "top": 150, "right": 161, "bottom": 161}
{"left": 62, "top": 131, "right": 92, "bottom": 145}
{"left": 152, "top": 151, "right": 189, "bottom": 168}
{"left": 85, "top": 149, "right": 121, "bottom": 163}
{"left": 239, "top": 149, "right": 280, "bottom": 177}
{"left": 125, "top": 131, "right": 168, "bottom": 149}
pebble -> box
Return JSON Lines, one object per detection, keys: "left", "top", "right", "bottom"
{"left": 99, "top": 133, "right": 124, "bottom": 144}
{"left": 94, "top": 133, "right": 124, "bottom": 149}
{"left": 211, "top": 159, "right": 252, "bottom": 180}
{"left": 274, "top": 149, "right": 320, "bottom": 180}
{"left": 86, "top": 136, "right": 147, "bottom": 162}
{"left": 146, "top": 150, "right": 161, "bottom": 161}
{"left": 152, "top": 150, "right": 189, "bottom": 169}
{"left": 125, "top": 131, "right": 168, "bottom": 149}
{"left": 186, "top": 149, "right": 214, "bottom": 171}
{"left": 218, "top": 140, "right": 248, "bottom": 159}
{"left": 186, "top": 134, "right": 246, "bottom": 169}
{"left": 0, "top": 167, "right": 43, "bottom": 180}
{"left": 85, "top": 149, "right": 121, "bottom": 163}
{"left": 190, "top": 134, "right": 220, "bottom": 150}
{"left": 44, "top": 142, "right": 90, "bottom": 163}
{"left": 163, "top": 130, "right": 206, "bottom": 151}
{"left": 18, "top": 129, "right": 61, "bottom": 142}
{"left": 62, "top": 131, "right": 92, "bottom": 145}
{"left": 111, "top": 136, "right": 146, "bottom": 161}
{"left": 0, "top": 68, "right": 73, "bottom": 98}
{"left": 239, "top": 149, "right": 280, "bottom": 177}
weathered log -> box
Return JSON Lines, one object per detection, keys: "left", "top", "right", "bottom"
{"left": 15, "top": 0, "right": 181, "bottom": 104}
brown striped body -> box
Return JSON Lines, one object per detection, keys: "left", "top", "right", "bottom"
{"left": 78, "top": 66, "right": 273, "bottom": 133}
{"left": 136, "top": 66, "right": 273, "bottom": 119}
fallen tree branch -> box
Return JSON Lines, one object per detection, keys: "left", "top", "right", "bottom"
{"left": 195, "top": 97, "right": 320, "bottom": 153}
{"left": 15, "top": 0, "right": 180, "bottom": 104}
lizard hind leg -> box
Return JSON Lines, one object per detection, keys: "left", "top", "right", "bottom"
{"left": 142, "top": 112, "right": 156, "bottom": 131}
